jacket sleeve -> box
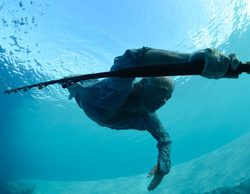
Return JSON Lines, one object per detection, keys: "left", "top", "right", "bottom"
{"left": 145, "top": 113, "right": 172, "bottom": 175}
{"left": 106, "top": 47, "right": 151, "bottom": 90}
{"left": 87, "top": 47, "right": 152, "bottom": 110}
{"left": 67, "top": 47, "right": 151, "bottom": 110}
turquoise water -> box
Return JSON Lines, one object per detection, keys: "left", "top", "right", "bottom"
{"left": 1, "top": 0, "right": 250, "bottom": 193}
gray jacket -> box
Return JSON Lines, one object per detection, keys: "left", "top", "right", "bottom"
{"left": 67, "top": 47, "right": 171, "bottom": 175}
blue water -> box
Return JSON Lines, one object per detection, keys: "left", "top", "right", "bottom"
{"left": 1, "top": 0, "right": 250, "bottom": 192}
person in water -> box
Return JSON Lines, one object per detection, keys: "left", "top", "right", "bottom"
{"left": 66, "top": 47, "right": 240, "bottom": 191}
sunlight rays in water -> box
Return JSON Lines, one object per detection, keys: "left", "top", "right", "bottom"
{"left": 190, "top": 0, "right": 250, "bottom": 49}
{"left": 1, "top": 0, "right": 250, "bottom": 101}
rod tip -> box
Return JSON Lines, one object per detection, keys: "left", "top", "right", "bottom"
{"left": 3, "top": 87, "right": 12, "bottom": 94}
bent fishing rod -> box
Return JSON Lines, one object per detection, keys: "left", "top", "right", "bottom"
{"left": 3, "top": 59, "right": 250, "bottom": 94}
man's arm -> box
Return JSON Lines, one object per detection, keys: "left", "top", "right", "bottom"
{"left": 144, "top": 48, "right": 190, "bottom": 65}
{"left": 145, "top": 113, "right": 171, "bottom": 191}
{"left": 143, "top": 47, "right": 240, "bottom": 79}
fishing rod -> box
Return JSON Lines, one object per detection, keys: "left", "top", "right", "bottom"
{"left": 3, "top": 59, "right": 250, "bottom": 94}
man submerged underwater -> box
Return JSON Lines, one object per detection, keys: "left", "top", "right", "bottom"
{"left": 66, "top": 47, "right": 240, "bottom": 191}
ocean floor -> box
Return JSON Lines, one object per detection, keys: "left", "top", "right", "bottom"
{"left": 2, "top": 132, "right": 250, "bottom": 194}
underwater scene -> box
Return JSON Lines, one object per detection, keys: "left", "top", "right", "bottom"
{"left": 1, "top": 0, "right": 250, "bottom": 193}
